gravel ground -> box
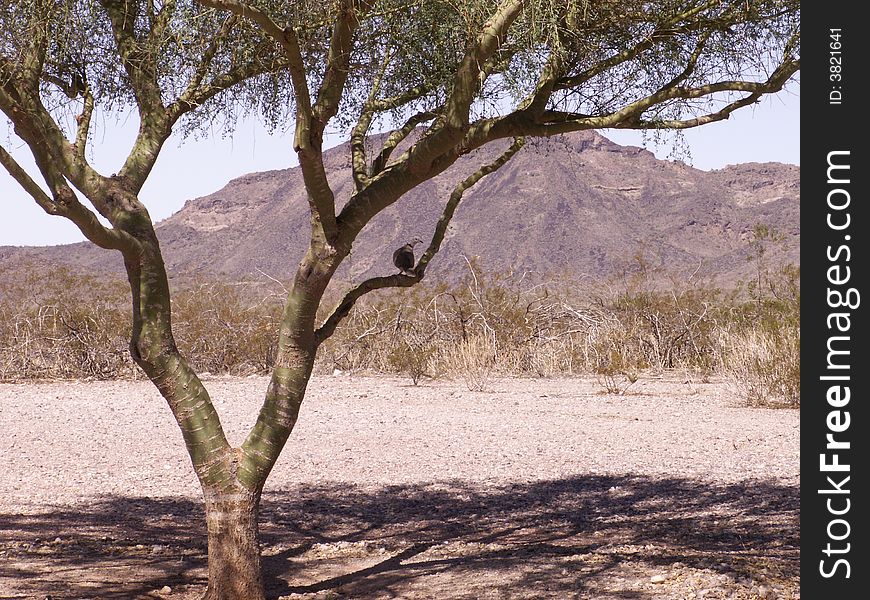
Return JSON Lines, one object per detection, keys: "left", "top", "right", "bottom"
{"left": 0, "top": 374, "right": 799, "bottom": 599}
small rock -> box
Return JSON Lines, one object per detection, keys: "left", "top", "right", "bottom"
{"left": 650, "top": 574, "right": 667, "bottom": 583}
{"left": 151, "top": 544, "right": 166, "bottom": 554}
{"left": 159, "top": 585, "right": 172, "bottom": 594}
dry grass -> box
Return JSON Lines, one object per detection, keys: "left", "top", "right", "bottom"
{"left": 718, "top": 325, "right": 800, "bottom": 408}
{"left": 441, "top": 334, "right": 497, "bottom": 392}
{"left": 0, "top": 259, "right": 799, "bottom": 407}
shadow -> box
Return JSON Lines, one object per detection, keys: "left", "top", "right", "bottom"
{"left": 0, "top": 475, "right": 799, "bottom": 599}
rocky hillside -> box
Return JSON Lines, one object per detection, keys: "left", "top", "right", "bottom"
{"left": 0, "top": 131, "right": 799, "bottom": 287}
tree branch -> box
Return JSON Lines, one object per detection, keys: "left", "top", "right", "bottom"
{"left": 369, "top": 110, "right": 437, "bottom": 177}
{"left": 168, "top": 49, "right": 285, "bottom": 121}
{"left": 100, "top": 0, "right": 177, "bottom": 190}
{"left": 657, "top": 30, "right": 713, "bottom": 92}
{"left": 313, "top": 0, "right": 373, "bottom": 125}
{"left": 306, "top": 0, "right": 376, "bottom": 239}
{"left": 623, "top": 90, "right": 773, "bottom": 130}
{"left": 474, "top": 56, "right": 800, "bottom": 141}
{"left": 402, "top": 0, "right": 525, "bottom": 176}
{"left": 415, "top": 136, "right": 525, "bottom": 274}
{"left": 0, "top": 59, "right": 112, "bottom": 208}
{"left": 350, "top": 48, "right": 395, "bottom": 192}
{"left": 101, "top": 0, "right": 164, "bottom": 116}
{"left": 195, "top": 0, "right": 339, "bottom": 244}
{"left": 196, "top": 0, "right": 288, "bottom": 45}
{"left": 0, "top": 144, "right": 137, "bottom": 252}
{"left": 191, "top": 0, "right": 314, "bottom": 123}
{"left": 316, "top": 136, "right": 525, "bottom": 345}
{"left": 553, "top": 0, "right": 737, "bottom": 92}
{"left": 334, "top": 0, "right": 526, "bottom": 236}
{"left": 284, "top": 22, "right": 338, "bottom": 244}
{"left": 174, "top": 14, "right": 239, "bottom": 110}
{"left": 73, "top": 86, "right": 95, "bottom": 161}
{"left": 445, "top": 0, "right": 525, "bottom": 129}
{"left": 352, "top": 75, "right": 438, "bottom": 190}
{"left": 516, "top": 48, "right": 565, "bottom": 119}
{"left": 369, "top": 82, "right": 432, "bottom": 113}
{"left": 313, "top": 273, "right": 416, "bottom": 346}
{"left": 148, "top": 0, "right": 178, "bottom": 49}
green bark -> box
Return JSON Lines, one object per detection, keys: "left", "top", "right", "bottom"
{"left": 240, "top": 241, "right": 343, "bottom": 488}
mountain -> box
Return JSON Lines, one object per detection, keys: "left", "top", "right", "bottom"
{"left": 0, "top": 131, "right": 799, "bottom": 287}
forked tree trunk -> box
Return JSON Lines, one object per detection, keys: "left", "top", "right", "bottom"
{"left": 202, "top": 487, "right": 266, "bottom": 600}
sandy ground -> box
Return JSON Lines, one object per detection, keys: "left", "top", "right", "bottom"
{"left": 0, "top": 374, "right": 799, "bottom": 599}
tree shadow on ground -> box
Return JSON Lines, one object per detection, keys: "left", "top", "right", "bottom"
{"left": 0, "top": 475, "right": 798, "bottom": 599}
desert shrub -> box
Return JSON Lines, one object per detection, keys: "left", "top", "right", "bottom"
{"left": 595, "top": 348, "right": 639, "bottom": 395}
{"left": 717, "top": 263, "right": 800, "bottom": 407}
{"left": 732, "top": 263, "right": 800, "bottom": 330}
{"left": 171, "top": 281, "right": 282, "bottom": 375}
{"left": 718, "top": 324, "right": 800, "bottom": 407}
{"left": 0, "top": 266, "right": 133, "bottom": 379}
{"left": 317, "top": 303, "right": 392, "bottom": 374}
{"left": 387, "top": 340, "right": 436, "bottom": 385}
{"left": 590, "top": 260, "right": 726, "bottom": 375}
{"left": 0, "top": 255, "right": 800, "bottom": 408}
{"left": 443, "top": 334, "right": 497, "bottom": 392}
{"left": 0, "top": 301, "right": 133, "bottom": 379}
{"left": 0, "top": 268, "right": 285, "bottom": 380}
{"left": 317, "top": 285, "right": 441, "bottom": 375}
{"left": 383, "top": 299, "right": 440, "bottom": 384}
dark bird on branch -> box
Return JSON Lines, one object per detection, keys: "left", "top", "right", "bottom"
{"left": 393, "top": 238, "right": 423, "bottom": 275}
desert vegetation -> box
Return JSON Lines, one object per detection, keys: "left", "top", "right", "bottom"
{"left": 0, "top": 256, "right": 799, "bottom": 407}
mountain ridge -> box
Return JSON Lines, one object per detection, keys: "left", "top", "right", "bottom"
{"left": 0, "top": 130, "right": 799, "bottom": 287}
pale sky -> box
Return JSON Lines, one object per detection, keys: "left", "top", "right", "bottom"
{"left": 1, "top": 86, "right": 798, "bottom": 247}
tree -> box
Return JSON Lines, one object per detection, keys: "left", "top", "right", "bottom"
{"left": 0, "top": 1, "right": 799, "bottom": 597}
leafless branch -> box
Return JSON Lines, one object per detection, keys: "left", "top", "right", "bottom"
{"left": 0, "top": 144, "right": 137, "bottom": 252}
{"left": 369, "top": 110, "right": 437, "bottom": 177}
{"left": 315, "top": 136, "right": 524, "bottom": 345}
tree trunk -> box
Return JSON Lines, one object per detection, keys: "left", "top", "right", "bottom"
{"left": 202, "top": 487, "right": 266, "bottom": 600}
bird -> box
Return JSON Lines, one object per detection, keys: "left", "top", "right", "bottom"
{"left": 393, "top": 238, "right": 423, "bottom": 275}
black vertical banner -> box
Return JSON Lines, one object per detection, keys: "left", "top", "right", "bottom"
{"left": 801, "top": 2, "right": 868, "bottom": 598}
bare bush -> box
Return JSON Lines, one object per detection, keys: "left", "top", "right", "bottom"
{"left": 0, "top": 257, "right": 800, "bottom": 409}
{"left": 594, "top": 347, "right": 640, "bottom": 395}
{"left": 0, "top": 267, "right": 132, "bottom": 379}
{"left": 719, "top": 325, "right": 800, "bottom": 407}
{"left": 443, "top": 334, "right": 497, "bottom": 392}
{"left": 171, "top": 281, "right": 282, "bottom": 376}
